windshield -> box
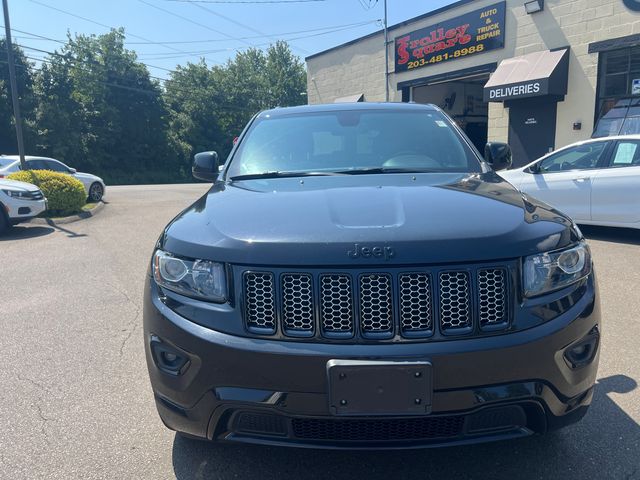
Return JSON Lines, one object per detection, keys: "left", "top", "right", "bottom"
{"left": 0, "top": 158, "right": 16, "bottom": 168}
{"left": 226, "top": 109, "right": 482, "bottom": 178}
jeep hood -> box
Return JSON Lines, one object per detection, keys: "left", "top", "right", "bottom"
{"left": 162, "top": 172, "right": 579, "bottom": 266}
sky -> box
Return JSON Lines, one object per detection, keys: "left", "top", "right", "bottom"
{"left": 5, "top": 0, "right": 458, "bottom": 79}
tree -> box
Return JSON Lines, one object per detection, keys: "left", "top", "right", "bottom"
{"left": 163, "top": 61, "right": 228, "bottom": 164}
{"left": 32, "top": 34, "right": 306, "bottom": 184}
{"left": 164, "top": 42, "right": 307, "bottom": 164}
{"left": 264, "top": 41, "right": 307, "bottom": 108}
{"left": 35, "top": 30, "right": 183, "bottom": 184}
{"left": 0, "top": 40, "right": 37, "bottom": 154}
{"left": 34, "top": 50, "right": 84, "bottom": 166}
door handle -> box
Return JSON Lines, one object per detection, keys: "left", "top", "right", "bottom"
{"left": 574, "top": 177, "right": 589, "bottom": 183}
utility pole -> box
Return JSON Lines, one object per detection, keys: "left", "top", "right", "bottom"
{"left": 384, "top": 0, "right": 389, "bottom": 102}
{"left": 3, "top": 0, "right": 27, "bottom": 171}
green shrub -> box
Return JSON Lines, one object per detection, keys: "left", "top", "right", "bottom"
{"left": 8, "top": 170, "right": 87, "bottom": 216}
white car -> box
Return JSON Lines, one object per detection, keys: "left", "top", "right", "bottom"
{"left": 499, "top": 135, "right": 640, "bottom": 230}
{"left": 0, "top": 178, "right": 47, "bottom": 233}
{"left": 0, "top": 155, "right": 106, "bottom": 202}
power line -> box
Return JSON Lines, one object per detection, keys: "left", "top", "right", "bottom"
{"left": 4, "top": 29, "right": 180, "bottom": 74}
{"left": 2, "top": 25, "right": 230, "bottom": 75}
{"left": 28, "top": 0, "right": 180, "bottom": 52}
{"left": 1, "top": 25, "right": 64, "bottom": 43}
{"left": 13, "top": 34, "right": 65, "bottom": 43}
{"left": 136, "top": 0, "right": 257, "bottom": 49}
{"left": 357, "top": 0, "right": 378, "bottom": 10}
{"left": 7, "top": 21, "right": 374, "bottom": 76}
{"left": 0, "top": 55, "right": 257, "bottom": 112}
{"left": 14, "top": 42, "right": 260, "bottom": 113}
{"left": 124, "top": 21, "right": 376, "bottom": 44}
{"left": 27, "top": 0, "right": 221, "bottom": 66}
{"left": 159, "top": 0, "right": 318, "bottom": 58}
{"left": 3, "top": 20, "right": 376, "bottom": 49}
{"left": 164, "top": 0, "right": 326, "bottom": 3}
{"left": 133, "top": 20, "right": 378, "bottom": 59}
{"left": 18, "top": 44, "right": 170, "bottom": 81}
{"left": 180, "top": 0, "right": 309, "bottom": 55}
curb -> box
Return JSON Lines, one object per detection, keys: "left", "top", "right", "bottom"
{"left": 29, "top": 201, "right": 106, "bottom": 226}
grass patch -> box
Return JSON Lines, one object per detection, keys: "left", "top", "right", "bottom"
{"left": 37, "top": 201, "right": 100, "bottom": 219}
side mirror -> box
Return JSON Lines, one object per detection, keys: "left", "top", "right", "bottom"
{"left": 192, "top": 151, "right": 219, "bottom": 182}
{"left": 528, "top": 162, "right": 541, "bottom": 174}
{"left": 68, "top": 168, "right": 77, "bottom": 174}
{"left": 484, "top": 142, "right": 513, "bottom": 171}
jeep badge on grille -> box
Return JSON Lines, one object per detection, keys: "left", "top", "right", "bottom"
{"left": 347, "top": 244, "right": 395, "bottom": 260}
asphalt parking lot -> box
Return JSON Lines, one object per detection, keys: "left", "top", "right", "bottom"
{"left": 1, "top": 183, "right": 639, "bottom": 479}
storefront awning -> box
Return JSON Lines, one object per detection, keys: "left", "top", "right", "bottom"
{"left": 334, "top": 93, "right": 364, "bottom": 103}
{"left": 483, "top": 48, "right": 569, "bottom": 102}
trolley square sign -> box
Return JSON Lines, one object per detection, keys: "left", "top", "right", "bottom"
{"left": 394, "top": 1, "right": 506, "bottom": 73}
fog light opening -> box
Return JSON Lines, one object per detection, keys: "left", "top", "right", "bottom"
{"left": 150, "top": 335, "right": 190, "bottom": 376}
{"left": 564, "top": 327, "right": 599, "bottom": 369}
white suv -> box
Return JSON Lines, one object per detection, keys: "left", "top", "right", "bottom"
{"left": 0, "top": 179, "right": 47, "bottom": 233}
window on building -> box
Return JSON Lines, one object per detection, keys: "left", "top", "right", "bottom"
{"left": 598, "top": 46, "right": 640, "bottom": 119}
{"left": 595, "top": 46, "right": 640, "bottom": 136}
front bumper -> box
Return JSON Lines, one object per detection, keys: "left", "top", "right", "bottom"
{"left": 2, "top": 196, "right": 47, "bottom": 223}
{"left": 143, "top": 274, "right": 600, "bottom": 449}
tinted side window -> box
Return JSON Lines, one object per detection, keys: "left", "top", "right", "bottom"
{"left": 43, "top": 160, "right": 69, "bottom": 172}
{"left": 25, "top": 160, "right": 47, "bottom": 170}
{"left": 610, "top": 141, "right": 640, "bottom": 167}
{"left": 538, "top": 142, "right": 608, "bottom": 173}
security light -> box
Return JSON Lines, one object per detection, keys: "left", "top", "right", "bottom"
{"left": 524, "top": 0, "right": 544, "bottom": 14}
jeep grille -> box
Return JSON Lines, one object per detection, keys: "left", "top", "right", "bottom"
{"left": 243, "top": 272, "right": 276, "bottom": 333}
{"left": 241, "top": 265, "right": 510, "bottom": 341}
{"left": 281, "top": 273, "right": 314, "bottom": 335}
{"left": 320, "top": 274, "right": 353, "bottom": 336}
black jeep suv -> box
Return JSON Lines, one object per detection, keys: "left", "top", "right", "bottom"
{"left": 144, "top": 103, "right": 600, "bottom": 449}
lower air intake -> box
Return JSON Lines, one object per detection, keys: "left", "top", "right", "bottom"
{"left": 292, "top": 416, "right": 464, "bottom": 442}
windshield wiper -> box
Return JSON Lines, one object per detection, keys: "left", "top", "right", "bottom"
{"left": 229, "top": 171, "right": 346, "bottom": 181}
{"left": 333, "top": 167, "right": 440, "bottom": 175}
{"left": 228, "top": 167, "right": 444, "bottom": 181}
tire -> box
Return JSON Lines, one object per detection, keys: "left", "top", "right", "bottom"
{"left": 88, "top": 182, "right": 104, "bottom": 202}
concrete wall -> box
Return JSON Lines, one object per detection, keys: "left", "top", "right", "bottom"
{"left": 306, "top": 0, "right": 640, "bottom": 150}
{"left": 306, "top": 32, "right": 386, "bottom": 105}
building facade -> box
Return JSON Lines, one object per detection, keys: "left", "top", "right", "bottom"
{"left": 306, "top": 0, "right": 640, "bottom": 166}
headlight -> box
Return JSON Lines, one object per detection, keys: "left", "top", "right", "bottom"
{"left": 1, "top": 189, "right": 29, "bottom": 198}
{"left": 523, "top": 241, "right": 592, "bottom": 297}
{"left": 153, "top": 250, "right": 227, "bottom": 302}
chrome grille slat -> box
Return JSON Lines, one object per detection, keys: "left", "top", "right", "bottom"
{"left": 359, "top": 274, "right": 393, "bottom": 335}
{"left": 399, "top": 273, "right": 433, "bottom": 334}
{"left": 478, "top": 268, "right": 507, "bottom": 327}
{"left": 243, "top": 272, "right": 276, "bottom": 332}
{"left": 320, "top": 274, "right": 353, "bottom": 335}
{"left": 281, "top": 273, "right": 314, "bottom": 334}
{"left": 439, "top": 271, "right": 472, "bottom": 331}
